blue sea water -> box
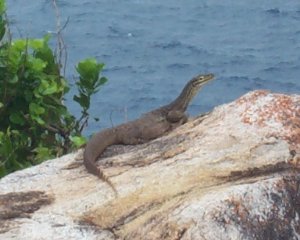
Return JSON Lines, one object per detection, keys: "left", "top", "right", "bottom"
{"left": 7, "top": 0, "right": 300, "bottom": 136}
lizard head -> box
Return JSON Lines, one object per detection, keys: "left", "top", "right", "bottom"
{"left": 191, "top": 73, "right": 215, "bottom": 89}
{"left": 167, "top": 73, "right": 215, "bottom": 112}
{"left": 186, "top": 73, "right": 215, "bottom": 103}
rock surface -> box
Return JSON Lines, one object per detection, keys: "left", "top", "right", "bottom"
{"left": 0, "top": 90, "right": 299, "bottom": 240}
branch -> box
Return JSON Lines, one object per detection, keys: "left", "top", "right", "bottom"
{"left": 51, "top": 0, "right": 68, "bottom": 77}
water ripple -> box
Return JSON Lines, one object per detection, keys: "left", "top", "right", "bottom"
{"left": 6, "top": 0, "right": 300, "bottom": 132}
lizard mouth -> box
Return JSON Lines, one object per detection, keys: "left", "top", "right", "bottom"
{"left": 193, "top": 73, "right": 215, "bottom": 87}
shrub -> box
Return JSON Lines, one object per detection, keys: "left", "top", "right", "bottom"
{"left": 0, "top": 0, "right": 107, "bottom": 176}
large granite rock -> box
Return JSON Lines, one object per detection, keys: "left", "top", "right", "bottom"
{"left": 0, "top": 90, "right": 299, "bottom": 240}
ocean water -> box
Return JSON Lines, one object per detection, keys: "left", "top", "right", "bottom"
{"left": 7, "top": 0, "right": 300, "bottom": 135}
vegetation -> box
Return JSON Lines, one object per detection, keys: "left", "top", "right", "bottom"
{"left": 0, "top": 0, "right": 107, "bottom": 176}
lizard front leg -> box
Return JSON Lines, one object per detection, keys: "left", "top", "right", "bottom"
{"left": 166, "top": 110, "right": 188, "bottom": 124}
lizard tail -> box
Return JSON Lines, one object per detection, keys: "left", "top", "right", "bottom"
{"left": 83, "top": 129, "right": 119, "bottom": 195}
{"left": 97, "top": 168, "right": 118, "bottom": 196}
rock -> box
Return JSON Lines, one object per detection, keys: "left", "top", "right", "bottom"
{"left": 0, "top": 90, "right": 299, "bottom": 240}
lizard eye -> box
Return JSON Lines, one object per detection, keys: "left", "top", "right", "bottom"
{"left": 198, "top": 76, "right": 205, "bottom": 82}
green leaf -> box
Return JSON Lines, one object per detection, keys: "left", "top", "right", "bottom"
{"left": 8, "top": 74, "right": 18, "bottom": 84}
{"left": 0, "top": 21, "right": 6, "bottom": 41}
{"left": 31, "top": 115, "right": 45, "bottom": 125}
{"left": 36, "top": 80, "right": 48, "bottom": 96}
{"left": 76, "top": 58, "right": 104, "bottom": 86}
{"left": 43, "top": 33, "right": 51, "bottom": 43}
{"left": 0, "top": 131, "right": 4, "bottom": 140}
{"left": 69, "top": 136, "right": 86, "bottom": 147}
{"left": 37, "top": 79, "right": 59, "bottom": 95}
{"left": 0, "top": 0, "right": 6, "bottom": 14}
{"left": 33, "top": 146, "right": 53, "bottom": 162}
{"left": 24, "top": 90, "right": 33, "bottom": 102}
{"left": 11, "top": 129, "right": 21, "bottom": 136}
{"left": 53, "top": 77, "right": 69, "bottom": 94}
{"left": 29, "top": 103, "right": 45, "bottom": 115}
{"left": 73, "top": 93, "right": 90, "bottom": 109}
{"left": 28, "top": 57, "right": 47, "bottom": 72}
{"left": 99, "top": 76, "right": 108, "bottom": 85}
{"left": 11, "top": 39, "right": 27, "bottom": 51}
{"left": 43, "top": 80, "right": 58, "bottom": 95}
{"left": 28, "top": 39, "right": 44, "bottom": 50}
{"left": 9, "top": 112, "right": 25, "bottom": 125}
{"left": 0, "top": 102, "right": 3, "bottom": 108}
{"left": 94, "top": 76, "right": 107, "bottom": 90}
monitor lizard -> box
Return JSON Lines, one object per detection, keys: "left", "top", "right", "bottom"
{"left": 83, "top": 73, "right": 215, "bottom": 194}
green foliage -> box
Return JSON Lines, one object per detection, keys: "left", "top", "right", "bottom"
{"left": 0, "top": 0, "right": 107, "bottom": 177}
{"left": 74, "top": 58, "right": 107, "bottom": 129}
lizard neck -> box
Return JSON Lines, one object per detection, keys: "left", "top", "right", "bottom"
{"left": 166, "top": 82, "right": 199, "bottom": 112}
{"left": 163, "top": 73, "right": 214, "bottom": 113}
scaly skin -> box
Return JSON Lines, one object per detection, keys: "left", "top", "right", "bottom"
{"left": 83, "top": 73, "right": 215, "bottom": 194}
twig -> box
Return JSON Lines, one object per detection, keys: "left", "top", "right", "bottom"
{"left": 110, "top": 110, "right": 115, "bottom": 128}
{"left": 3, "top": 12, "right": 12, "bottom": 42}
{"left": 79, "top": 116, "right": 89, "bottom": 133}
{"left": 51, "top": 0, "right": 68, "bottom": 77}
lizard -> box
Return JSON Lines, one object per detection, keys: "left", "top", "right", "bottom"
{"left": 83, "top": 73, "right": 215, "bottom": 194}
